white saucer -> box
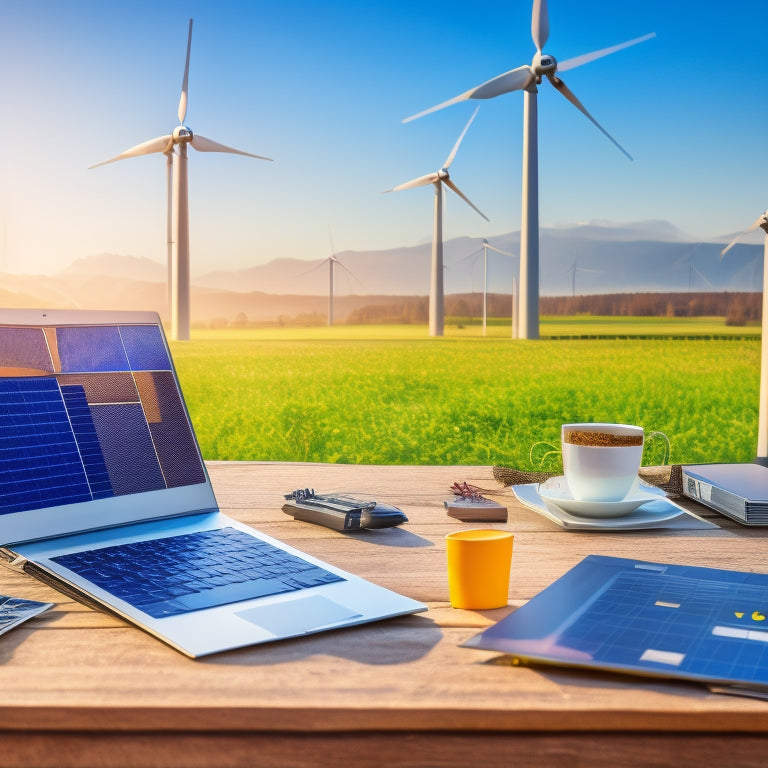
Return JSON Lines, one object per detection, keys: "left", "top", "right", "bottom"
{"left": 537, "top": 476, "right": 666, "bottom": 519}
{"left": 512, "top": 482, "right": 715, "bottom": 531}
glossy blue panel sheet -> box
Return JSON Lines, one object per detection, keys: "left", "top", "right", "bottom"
{"left": 465, "top": 554, "right": 768, "bottom": 691}
{"left": 0, "top": 378, "right": 92, "bottom": 513}
{"left": 120, "top": 325, "right": 172, "bottom": 371}
{"left": 56, "top": 326, "right": 130, "bottom": 373}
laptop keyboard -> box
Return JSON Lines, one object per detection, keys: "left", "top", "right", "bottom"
{"left": 50, "top": 527, "right": 345, "bottom": 619}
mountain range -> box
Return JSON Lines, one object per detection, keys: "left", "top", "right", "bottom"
{"left": 0, "top": 220, "right": 762, "bottom": 324}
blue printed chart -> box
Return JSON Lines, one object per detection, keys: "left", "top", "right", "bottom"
{"left": 465, "top": 554, "right": 768, "bottom": 692}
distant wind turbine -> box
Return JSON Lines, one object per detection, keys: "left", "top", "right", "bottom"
{"left": 90, "top": 19, "right": 272, "bottom": 341}
{"left": 566, "top": 258, "right": 601, "bottom": 298}
{"left": 404, "top": 0, "right": 654, "bottom": 340}
{"left": 296, "top": 230, "right": 358, "bottom": 326}
{"left": 722, "top": 211, "right": 768, "bottom": 463}
{"left": 386, "top": 107, "right": 488, "bottom": 337}
{"left": 465, "top": 240, "right": 518, "bottom": 337}
{"left": 674, "top": 244, "right": 712, "bottom": 292}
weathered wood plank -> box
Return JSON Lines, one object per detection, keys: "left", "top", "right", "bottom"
{"left": 2, "top": 731, "right": 767, "bottom": 768}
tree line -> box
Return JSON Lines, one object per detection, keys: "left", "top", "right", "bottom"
{"left": 346, "top": 292, "right": 762, "bottom": 326}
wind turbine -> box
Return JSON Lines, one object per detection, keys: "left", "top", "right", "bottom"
{"left": 566, "top": 258, "right": 601, "bottom": 298}
{"left": 463, "top": 240, "right": 519, "bottom": 337}
{"left": 90, "top": 19, "right": 272, "bottom": 341}
{"left": 721, "top": 211, "right": 768, "bottom": 463}
{"left": 386, "top": 107, "right": 488, "bottom": 337}
{"left": 404, "top": 0, "right": 654, "bottom": 340}
{"left": 296, "top": 230, "right": 357, "bottom": 326}
{"left": 674, "top": 244, "right": 712, "bottom": 293}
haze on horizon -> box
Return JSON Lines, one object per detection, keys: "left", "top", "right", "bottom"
{"left": 0, "top": 0, "right": 766, "bottom": 279}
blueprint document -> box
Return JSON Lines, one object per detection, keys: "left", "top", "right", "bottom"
{"left": 465, "top": 555, "right": 768, "bottom": 695}
{"left": 0, "top": 594, "right": 53, "bottom": 637}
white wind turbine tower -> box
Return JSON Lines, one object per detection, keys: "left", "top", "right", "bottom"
{"left": 323, "top": 243, "right": 356, "bottom": 327}
{"left": 327, "top": 253, "right": 339, "bottom": 327}
{"left": 90, "top": 19, "right": 272, "bottom": 341}
{"left": 721, "top": 210, "right": 768, "bottom": 464}
{"left": 404, "top": 0, "right": 654, "bottom": 340}
{"left": 297, "top": 230, "right": 357, "bottom": 326}
{"left": 387, "top": 107, "right": 488, "bottom": 337}
{"left": 480, "top": 239, "right": 518, "bottom": 338}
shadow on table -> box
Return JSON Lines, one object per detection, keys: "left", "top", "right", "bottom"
{"left": 485, "top": 655, "right": 715, "bottom": 698}
{"left": 342, "top": 527, "right": 433, "bottom": 548}
{"left": 201, "top": 613, "right": 442, "bottom": 667}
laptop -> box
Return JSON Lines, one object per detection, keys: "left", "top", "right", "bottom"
{"left": 0, "top": 308, "right": 425, "bottom": 657}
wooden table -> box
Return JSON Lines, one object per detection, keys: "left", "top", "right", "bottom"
{"left": 2, "top": 462, "right": 768, "bottom": 768}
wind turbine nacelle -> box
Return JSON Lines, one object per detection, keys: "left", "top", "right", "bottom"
{"left": 532, "top": 52, "right": 557, "bottom": 79}
{"left": 173, "top": 125, "right": 194, "bottom": 144}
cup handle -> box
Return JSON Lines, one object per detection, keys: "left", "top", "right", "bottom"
{"left": 644, "top": 431, "right": 670, "bottom": 466}
{"left": 529, "top": 440, "right": 562, "bottom": 471}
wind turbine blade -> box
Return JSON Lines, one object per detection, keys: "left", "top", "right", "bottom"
{"left": 403, "top": 89, "right": 476, "bottom": 123}
{"left": 547, "top": 75, "right": 633, "bottom": 160}
{"left": 294, "top": 258, "right": 331, "bottom": 278}
{"left": 466, "top": 66, "right": 535, "bottom": 100}
{"left": 443, "top": 178, "right": 489, "bottom": 222}
{"left": 386, "top": 172, "right": 440, "bottom": 192}
{"left": 190, "top": 134, "right": 273, "bottom": 160}
{"left": 691, "top": 263, "right": 713, "bottom": 288}
{"left": 403, "top": 66, "right": 533, "bottom": 123}
{"left": 335, "top": 257, "right": 363, "bottom": 286}
{"left": 558, "top": 32, "right": 656, "bottom": 72}
{"left": 531, "top": 0, "right": 549, "bottom": 51}
{"left": 443, "top": 106, "right": 480, "bottom": 169}
{"left": 453, "top": 246, "right": 484, "bottom": 265}
{"left": 178, "top": 19, "right": 193, "bottom": 124}
{"left": 89, "top": 135, "right": 174, "bottom": 168}
{"left": 484, "top": 243, "right": 516, "bottom": 258}
{"left": 721, "top": 215, "right": 768, "bottom": 256}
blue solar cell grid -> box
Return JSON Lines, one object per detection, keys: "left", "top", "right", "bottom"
{"left": 0, "top": 378, "right": 92, "bottom": 514}
{"left": 60, "top": 385, "right": 114, "bottom": 500}
{"left": 0, "top": 322, "right": 206, "bottom": 517}
{"left": 558, "top": 572, "right": 768, "bottom": 685}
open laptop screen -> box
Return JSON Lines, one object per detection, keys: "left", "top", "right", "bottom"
{"left": 0, "top": 311, "right": 215, "bottom": 545}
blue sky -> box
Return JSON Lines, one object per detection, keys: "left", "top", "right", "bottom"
{"left": 0, "top": 0, "right": 766, "bottom": 276}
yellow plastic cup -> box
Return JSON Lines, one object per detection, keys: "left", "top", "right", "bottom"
{"left": 446, "top": 529, "right": 514, "bottom": 610}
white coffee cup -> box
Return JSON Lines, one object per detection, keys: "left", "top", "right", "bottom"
{"left": 561, "top": 423, "right": 644, "bottom": 502}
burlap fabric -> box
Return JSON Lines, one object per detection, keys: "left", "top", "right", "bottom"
{"left": 492, "top": 464, "right": 684, "bottom": 496}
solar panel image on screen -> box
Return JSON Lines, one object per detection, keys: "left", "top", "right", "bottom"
{"left": 0, "top": 323, "right": 206, "bottom": 517}
{"left": 0, "top": 377, "right": 93, "bottom": 514}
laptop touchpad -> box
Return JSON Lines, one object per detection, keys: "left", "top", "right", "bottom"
{"left": 236, "top": 595, "right": 362, "bottom": 636}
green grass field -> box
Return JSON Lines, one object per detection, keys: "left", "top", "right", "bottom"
{"left": 170, "top": 317, "right": 762, "bottom": 469}
{"left": 190, "top": 315, "right": 760, "bottom": 341}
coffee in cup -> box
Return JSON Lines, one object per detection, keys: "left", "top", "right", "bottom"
{"left": 561, "top": 423, "right": 644, "bottom": 502}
